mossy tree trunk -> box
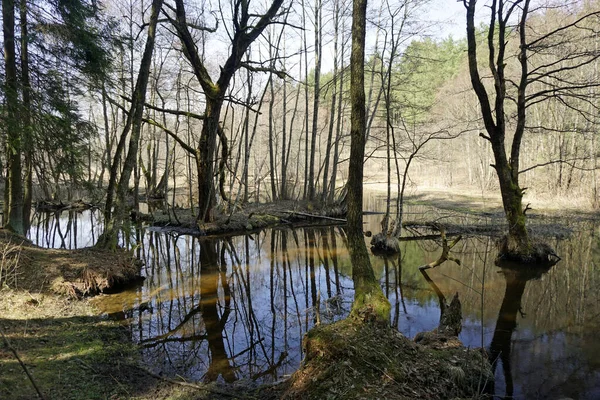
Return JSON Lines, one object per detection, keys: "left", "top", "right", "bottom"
{"left": 465, "top": 0, "right": 599, "bottom": 259}
{"left": 347, "top": 0, "right": 390, "bottom": 324}
{"left": 465, "top": 0, "right": 532, "bottom": 256}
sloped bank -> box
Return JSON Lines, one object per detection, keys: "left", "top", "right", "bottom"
{"left": 0, "top": 229, "right": 142, "bottom": 297}
{"left": 274, "top": 318, "right": 493, "bottom": 400}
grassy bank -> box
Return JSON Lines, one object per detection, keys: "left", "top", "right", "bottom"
{"left": 0, "top": 230, "right": 231, "bottom": 399}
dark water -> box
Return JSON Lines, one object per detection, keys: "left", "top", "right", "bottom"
{"left": 28, "top": 203, "right": 600, "bottom": 399}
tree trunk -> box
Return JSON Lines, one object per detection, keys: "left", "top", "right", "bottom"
{"left": 321, "top": 0, "right": 340, "bottom": 202}
{"left": 173, "top": 0, "right": 285, "bottom": 220}
{"left": 281, "top": 47, "right": 288, "bottom": 200}
{"left": 196, "top": 100, "right": 222, "bottom": 221}
{"left": 268, "top": 72, "right": 278, "bottom": 200}
{"left": 308, "top": 0, "right": 322, "bottom": 200}
{"left": 302, "top": 0, "right": 310, "bottom": 199}
{"left": 329, "top": 24, "right": 345, "bottom": 203}
{"left": 99, "top": 0, "right": 163, "bottom": 248}
{"left": 496, "top": 161, "right": 530, "bottom": 254}
{"left": 2, "top": 0, "right": 24, "bottom": 235}
{"left": 21, "top": 0, "right": 33, "bottom": 232}
{"left": 348, "top": 0, "right": 390, "bottom": 324}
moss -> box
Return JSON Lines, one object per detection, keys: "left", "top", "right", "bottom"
{"left": 350, "top": 290, "right": 391, "bottom": 324}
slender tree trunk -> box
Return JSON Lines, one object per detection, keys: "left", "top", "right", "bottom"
{"left": 329, "top": 23, "right": 346, "bottom": 203}
{"left": 243, "top": 66, "right": 252, "bottom": 202}
{"left": 99, "top": 84, "right": 112, "bottom": 188}
{"left": 99, "top": 0, "right": 164, "bottom": 248}
{"left": 21, "top": 0, "right": 33, "bottom": 232}
{"left": 268, "top": 71, "right": 278, "bottom": 200}
{"left": 308, "top": 0, "right": 323, "bottom": 200}
{"left": 322, "top": 0, "right": 340, "bottom": 202}
{"left": 281, "top": 42, "right": 288, "bottom": 199}
{"left": 3, "top": 0, "right": 24, "bottom": 235}
{"left": 302, "top": 0, "right": 310, "bottom": 199}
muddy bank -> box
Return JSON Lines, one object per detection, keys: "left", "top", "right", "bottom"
{"left": 0, "top": 229, "right": 142, "bottom": 297}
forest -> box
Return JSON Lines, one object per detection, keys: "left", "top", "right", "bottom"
{"left": 1, "top": 0, "right": 600, "bottom": 399}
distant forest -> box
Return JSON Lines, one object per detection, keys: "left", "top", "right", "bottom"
{"left": 1, "top": 0, "right": 599, "bottom": 232}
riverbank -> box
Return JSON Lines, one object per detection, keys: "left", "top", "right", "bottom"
{"left": 0, "top": 229, "right": 260, "bottom": 399}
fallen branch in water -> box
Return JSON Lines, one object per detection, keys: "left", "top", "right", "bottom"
{"left": 284, "top": 210, "right": 347, "bottom": 222}
{"left": 418, "top": 229, "right": 463, "bottom": 336}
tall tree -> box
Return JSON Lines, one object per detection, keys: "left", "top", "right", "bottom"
{"left": 347, "top": 0, "right": 390, "bottom": 322}
{"left": 2, "top": 0, "right": 112, "bottom": 234}
{"left": 100, "top": 0, "right": 164, "bottom": 248}
{"left": 2, "top": 0, "right": 24, "bottom": 234}
{"left": 463, "top": 0, "right": 600, "bottom": 260}
{"left": 308, "top": 0, "right": 323, "bottom": 200}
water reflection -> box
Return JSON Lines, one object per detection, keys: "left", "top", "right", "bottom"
{"left": 28, "top": 208, "right": 600, "bottom": 397}
{"left": 101, "top": 229, "right": 354, "bottom": 383}
{"left": 489, "top": 262, "right": 555, "bottom": 399}
{"left": 29, "top": 209, "right": 103, "bottom": 249}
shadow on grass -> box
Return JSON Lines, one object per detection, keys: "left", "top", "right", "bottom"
{"left": 0, "top": 311, "right": 235, "bottom": 400}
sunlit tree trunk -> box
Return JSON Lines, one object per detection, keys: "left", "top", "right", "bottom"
{"left": 348, "top": 0, "right": 390, "bottom": 323}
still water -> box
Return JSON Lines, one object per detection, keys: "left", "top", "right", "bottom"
{"left": 28, "top": 203, "right": 600, "bottom": 399}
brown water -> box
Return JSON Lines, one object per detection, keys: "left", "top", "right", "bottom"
{"left": 28, "top": 203, "right": 600, "bottom": 399}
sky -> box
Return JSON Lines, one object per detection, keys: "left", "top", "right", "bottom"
{"left": 317, "top": 0, "right": 477, "bottom": 74}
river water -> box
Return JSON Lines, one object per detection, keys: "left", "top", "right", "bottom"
{"left": 28, "top": 200, "right": 600, "bottom": 399}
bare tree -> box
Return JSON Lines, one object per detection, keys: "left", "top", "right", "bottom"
{"left": 464, "top": 0, "right": 600, "bottom": 260}
{"left": 168, "top": 0, "right": 287, "bottom": 222}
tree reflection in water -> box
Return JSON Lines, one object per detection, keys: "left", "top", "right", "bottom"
{"left": 27, "top": 209, "right": 600, "bottom": 397}
{"left": 489, "top": 262, "right": 555, "bottom": 399}
{"left": 128, "top": 228, "right": 351, "bottom": 383}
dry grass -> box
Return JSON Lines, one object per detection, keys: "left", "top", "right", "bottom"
{"left": 279, "top": 318, "right": 493, "bottom": 400}
{"left": 0, "top": 229, "right": 141, "bottom": 297}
